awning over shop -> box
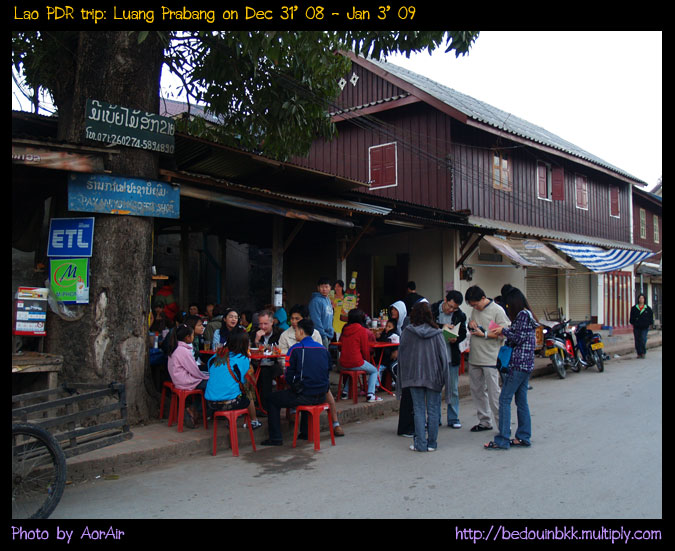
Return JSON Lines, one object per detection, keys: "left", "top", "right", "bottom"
{"left": 550, "top": 242, "right": 654, "bottom": 273}
{"left": 483, "top": 235, "right": 575, "bottom": 270}
{"left": 180, "top": 184, "right": 358, "bottom": 228}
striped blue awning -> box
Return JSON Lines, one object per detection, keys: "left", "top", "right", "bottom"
{"left": 551, "top": 242, "right": 654, "bottom": 273}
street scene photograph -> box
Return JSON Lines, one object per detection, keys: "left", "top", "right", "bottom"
{"left": 11, "top": 22, "right": 661, "bottom": 534}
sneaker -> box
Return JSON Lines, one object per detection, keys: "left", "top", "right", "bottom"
{"left": 250, "top": 420, "right": 263, "bottom": 430}
{"left": 449, "top": 422, "right": 462, "bottom": 429}
{"left": 340, "top": 392, "right": 349, "bottom": 400}
{"left": 409, "top": 444, "right": 425, "bottom": 452}
{"left": 367, "top": 394, "right": 383, "bottom": 403}
{"left": 333, "top": 425, "right": 345, "bottom": 437}
{"left": 427, "top": 447, "right": 437, "bottom": 452}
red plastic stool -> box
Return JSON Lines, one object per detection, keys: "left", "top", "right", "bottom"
{"left": 168, "top": 388, "right": 208, "bottom": 432}
{"left": 212, "top": 408, "right": 257, "bottom": 457}
{"left": 292, "top": 403, "right": 335, "bottom": 451}
{"left": 336, "top": 370, "right": 368, "bottom": 404}
{"left": 159, "top": 381, "right": 175, "bottom": 421}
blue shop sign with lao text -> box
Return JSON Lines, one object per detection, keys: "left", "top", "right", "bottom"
{"left": 68, "top": 173, "right": 180, "bottom": 219}
{"left": 47, "top": 217, "right": 95, "bottom": 258}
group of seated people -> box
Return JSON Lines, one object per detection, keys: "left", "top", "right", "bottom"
{"left": 161, "top": 296, "right": 411, "bottom": 446}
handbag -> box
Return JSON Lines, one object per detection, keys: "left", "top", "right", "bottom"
{"left": 496, "top": 343, "right": 513, "bottom": 374}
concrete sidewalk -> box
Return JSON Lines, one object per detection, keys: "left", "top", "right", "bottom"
{"left": 64, "top": 329, "right": 661, "bottom": 482}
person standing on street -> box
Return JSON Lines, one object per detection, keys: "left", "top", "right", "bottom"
{"left": 630, "top": 293, "right": 654, "bottom": 359}
{"left": 484, "top": 287, "right": 536, "bottom": 450}
{"left": 309, "top": 277, "right": 335, "bottom": 348}
{"left": 464, "top": 286, "right": 510, "bottom": 433}
{"left": 436, "top": 290, "right": 467, "bottom": 429}
{"left": 398, "top": 301, "right": 449, "bottom": 452}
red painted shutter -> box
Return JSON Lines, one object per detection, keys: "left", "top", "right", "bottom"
{"left": 369, "top": 143, "right": 396, "bottom": 188}
{"left": 383, "top": 143, "right": 396, "bottom": 187}
{"left": 370, "top": 146, "right": 383, "bottom": 187}
{"left": 551, "top": 166, "right": 564, "bottom": 201}
{"left": 610, "top": 186, "right": 620, "bottom": 217}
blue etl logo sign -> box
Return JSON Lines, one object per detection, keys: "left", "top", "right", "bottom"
{"left": 47, "top": 218, "right": 95, "bottom": 257}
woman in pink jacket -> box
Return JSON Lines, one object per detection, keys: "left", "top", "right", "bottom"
{"left": 167, "top": 323, "right": 209, "bottom": 428}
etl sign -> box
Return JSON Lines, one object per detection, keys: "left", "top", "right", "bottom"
{"left": 47, "top": 218, "right": 95, "bottom": 258}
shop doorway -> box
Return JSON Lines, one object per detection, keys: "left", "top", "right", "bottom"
{"left": 372, "top": 253, "right": 409, "bottom": 317}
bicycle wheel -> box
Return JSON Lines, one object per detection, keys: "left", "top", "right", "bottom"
{"left": 12, "top": 423, "right": 67, "bottom": 519}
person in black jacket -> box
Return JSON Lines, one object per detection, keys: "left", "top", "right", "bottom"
{"left": 436, "top": 290, "right": 468, "bottom": 428}
{"left": 630, "top": 293, "right": 654, "bottom": 359}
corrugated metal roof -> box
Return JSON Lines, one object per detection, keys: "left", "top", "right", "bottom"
{"left": 469, "top": 215, "right": 651, "bottom": 252}
{"left": 168, "top": 169, "right": 390, "bottom": 217}
{"left": 363, "top": 57, "right": 647, "bottom": 185}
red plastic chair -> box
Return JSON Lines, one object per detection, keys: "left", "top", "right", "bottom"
{"left": 336, "top": 370, "right": 368, "bottom": 404}
{"left": 212, "top": 408, "right": 257, "bottom": 457}
{"left": 292, "top": 403, "right": 335, "bottom": 451}
{"left": 159, "top": 381, "right": 175, "bottom": 421}
{"left": 168, "top": 388, "right": 208, "bottom": 432}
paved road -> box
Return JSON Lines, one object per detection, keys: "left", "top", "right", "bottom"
{"left": 51, "top": 349, "right": 661, "bottom": 519}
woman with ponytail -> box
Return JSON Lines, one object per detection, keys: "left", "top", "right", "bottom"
{"left": 167, "top": 323, "right": 209, "bottom": 428}
{"left": 205, "top": 328, "right": 262, "bottom": 429}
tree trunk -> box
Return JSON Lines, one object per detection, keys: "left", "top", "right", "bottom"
{"left": 46, "top": 32, "right": 165, "bottom": 423}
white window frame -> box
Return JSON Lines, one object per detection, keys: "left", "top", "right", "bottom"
{"left": 368, "top": 141, "right": 398, "bottom": 191}
{"left": 654, "top": 216, "right": 660, "bottom": 243}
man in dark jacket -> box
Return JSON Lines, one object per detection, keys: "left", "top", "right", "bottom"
{"left": 261, "top": 318, "right": 331, "bottom": 446}
{"left": 630, "top": 293, "right": 654, "bottom": 359}
{"left": 436, "top": 290, "right": 468, "bottom": 428}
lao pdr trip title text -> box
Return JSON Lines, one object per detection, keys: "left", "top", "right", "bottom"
{"left": 14, "top": 4, "right": 418, "bottom": 24}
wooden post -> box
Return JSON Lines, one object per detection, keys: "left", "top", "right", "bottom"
{"left": 179, "top": 224, "right": 190, "bottom": 310}
{"left": 272, "top": 216, "right": 284, "bottom": 305}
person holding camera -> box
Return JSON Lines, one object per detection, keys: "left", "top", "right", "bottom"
{"left": 464, "top": 286, "right": 510, "bottom": 433}
{"left": 261, "top": 318, "right": 332, "bottom": 446}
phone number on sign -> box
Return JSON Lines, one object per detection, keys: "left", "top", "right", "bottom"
{"left": 84, "top": 127, "right": 175, "bottom": 154}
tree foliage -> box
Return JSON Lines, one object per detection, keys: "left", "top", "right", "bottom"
{"left": 12, "top": 31, "right": 479, "bottom": 159}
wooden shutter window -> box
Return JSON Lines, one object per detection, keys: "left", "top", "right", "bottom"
{"left": 551, "top": 166, "right": 565, "bottom": 201}
{"left": 369, "top": 143, "right": 397, "bottom": 189}
{"left": 575, "top": 175, "right": 588, "bottom": 209}
{"left": 537, "top": 162, "right": 551, "bottom": 199}
{"left": 610, "top": 186, "right": 620, "bottom": 218}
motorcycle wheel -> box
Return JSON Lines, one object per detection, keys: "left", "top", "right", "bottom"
{"left": 593, "top": 350, "right": 604, "bottom": 372}
{"left": 552, "top": 351, "right": 566, "bottom": 379}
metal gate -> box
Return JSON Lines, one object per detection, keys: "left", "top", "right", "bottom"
{"left": 604, "top": 271, "right": 632, "bottom": 327}
{"left": 526, "top": 267, "right": 558, "bottom": 321}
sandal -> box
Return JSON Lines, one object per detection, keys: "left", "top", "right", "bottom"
{"left": 510, "top": 438, "right": 531, "bottom": 447}
{"left": 471, "top": 424, "right": 492, "bottom": 432}
{"left": 484, "top": 441, "right": 507, "bottom": 450}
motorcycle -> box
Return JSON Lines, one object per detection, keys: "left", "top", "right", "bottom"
{"left": 574, "top": 321, "right": 605, "bottom": 372}
{"left": 543, "top": 319, "right": 579, "bottom": 378}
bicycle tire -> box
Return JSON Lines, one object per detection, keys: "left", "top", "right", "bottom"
{"left": 12, "top": 423, "right": 67, "bottom": 519}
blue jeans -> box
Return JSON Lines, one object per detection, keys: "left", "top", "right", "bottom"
{"left": 409, "top": 387, "right": 441, "bottom": 451}
{"left": 342, "top": 360, "right": 378, "bottom": 395}
{"left": 445, "top": 364, "right": 460, "bottom": 425}
{"left": 494, "top": 370, "right": 531, "bottom": 449}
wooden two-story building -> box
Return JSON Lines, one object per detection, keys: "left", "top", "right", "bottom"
{"left": 632, "top": 185, "right": 662, "bottom": 326}
{"left": 293, "top": 53, "right": 654, "bottom": 327}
